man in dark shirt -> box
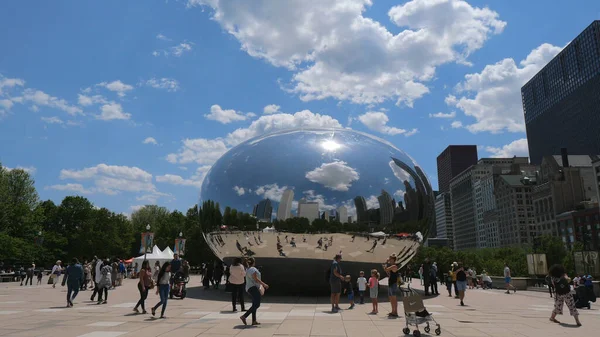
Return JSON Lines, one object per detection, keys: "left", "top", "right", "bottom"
{"left": 422, "top": 259, "right": 431, "bottom": 296}
{"left": 170, "top": 254, "right": 182, "bottom": 286}
{"left": 455, "top": 263, "right": 467, "bottom": 306}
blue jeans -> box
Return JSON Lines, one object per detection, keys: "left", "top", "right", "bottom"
{"left": 67, "top": 283, "right": 79, "bottom": 303}
{"left": 153, "top": 284, "right": 170, "bottom": 317}
{"left": 242, "top": 286, "right": 261, "bottom": 322}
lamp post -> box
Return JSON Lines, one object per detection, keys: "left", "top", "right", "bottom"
{"left": 144, "top": 224, "right": 151, "bottom": 261}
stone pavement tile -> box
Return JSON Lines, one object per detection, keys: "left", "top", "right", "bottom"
{"left": 475, "top": 327, "right": 527, "bottom": 336}
{"left": 275, "top": 319, "right": 313, "bottom": 335}
{"left": 77, "top": 332, "right": 128, "bottom": 337}
{"left": 443, "top": 326, "right": 491, "bottom": 336}
{"left": 203, "top": 321, "right": 246, "bottom": 335}
{"left": 124, "top": 324, "right": 182, "bottom": 337}
{"left": 158, "top": 328, "right": 208, "bottom": 337}
{"left": 310, "top": 320, "right": 346, "bottom": 336}
{"left": 236, "top": 324, "right": 280, "bottom": 337}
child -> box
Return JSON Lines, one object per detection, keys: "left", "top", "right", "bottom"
{"left": 357, "top": 271, "right": 367, "bottom": 304}
{"left": 343, "top": 275, "right": 355, "bottom": 309}
{"left": 369, "top": 269, "right": 379, "bottom": 314}
{"left": 36, "top": 268, "right": 43, "bottom": 285}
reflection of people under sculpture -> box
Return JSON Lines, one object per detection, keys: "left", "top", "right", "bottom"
{"left": 367, "top": 240, "right": 377, "bottom": 253}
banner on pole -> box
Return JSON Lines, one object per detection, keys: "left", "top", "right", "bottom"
{"left": 174, "top": 238, "right": 186, "bottom": 256}
{"left": 139, "top": 232, "right": 154, "bottom": 254}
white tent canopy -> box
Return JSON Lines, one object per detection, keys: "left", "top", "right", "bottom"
{"left": 262, "top": 226, "right": 276, "bottom": 233}
{"left": 369, "top": 231, "right": 387, "bottom": 238}
{"left": 132, "top": 245, "right": 172, "bottom": 268}
{"left": 161, "top": 246, "right": 174, "bottom": 259}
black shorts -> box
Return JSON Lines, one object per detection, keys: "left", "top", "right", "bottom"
{"left": 330, "top": 279, "right": 342, "bottom": 294}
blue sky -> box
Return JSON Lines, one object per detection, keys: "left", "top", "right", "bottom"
{"left": 1, "top": 0, "right": 599, "bottom": 215}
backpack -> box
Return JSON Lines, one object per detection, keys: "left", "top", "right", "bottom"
{"left": 554, "top": 277, "right": 571, "bottom": 295}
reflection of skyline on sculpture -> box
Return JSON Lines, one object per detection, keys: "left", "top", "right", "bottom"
{"left": 200, "top": 128, "right": 434, "bottom": 236}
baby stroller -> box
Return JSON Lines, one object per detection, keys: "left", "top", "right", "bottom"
{"left": 170, "top": 271, "right": 189, "bottom": 299}
{"left": 402, "top": 292, "right": 441, "bottom": 336}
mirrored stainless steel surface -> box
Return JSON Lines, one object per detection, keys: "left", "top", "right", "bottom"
{"left": 199, "top": 128, "right": 433, "bottom": 293}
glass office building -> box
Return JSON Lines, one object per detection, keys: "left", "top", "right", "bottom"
{"left": 522, "top": 20, "right": 600, "bottom": 164}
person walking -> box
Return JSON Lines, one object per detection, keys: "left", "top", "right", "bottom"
{"left": 24, "top": 263, "right": 34, "bottom": 286}
{"left": 504, "top": 263, "right": 516, "bottom": 293}
{"left": 51, "top": 261, "right": 62, "bottom": 288}
{"left": 97, "top": 260, "right": 111, "bottom": 304}
{"left": 151, "top": 262, "right": 171, "bottom": 319}
{"left": 62, "top": 258, "right": 84, "bottom": 307}
{"left": 549, "top": 264, "right": 581, "bottom": 326}
{"left": 133, "top": 260, "right": 152, "bottom": 314}
{"left": 229, "top": 257, "right": 246, "bottom": 312}
{"left": 329, "top": 254, "right": 345, "bottom": 313}
{"left": 384, "top": 254, "right": 399, "bottom": 317}
{"left": 422, "top": 259, "right": 431, "bottom": 296}
{"left": 455, "top": 263, "right": 467, "bottom": 306}
{"left": 90, "top": 258, "right": 103, "bottom": 302}
{"left": 418, "top": 264, "right": 423, "bottom": 286}
{"left": 240, "top": 257, "right": 269, "bottom": 326}
{"left": 430, "top": 262, "right": 439, "bottom": 295}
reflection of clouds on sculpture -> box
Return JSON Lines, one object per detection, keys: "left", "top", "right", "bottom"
{"left": 254, "top": 183, "right": 291, "bottom": 202}
{"left": 365, "top": 195, "right": 380, "bottom": 209}
{"left": 394, "top": 189, "right": 405, "bottom": 199}
{"left": 389, "top": 160, "right": 411, "bottom": 183}
{"left": 233, "top": 185, "right": 245, "bottom": 196}
{"left": 305, "top": 160, "right": 359, "bottom": 192}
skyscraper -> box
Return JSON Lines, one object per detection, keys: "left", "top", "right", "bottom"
{"left": 276, "top": 189, "right": 294, "bottom": 221}
{"left": 436, "top": 145, "right": 478, "bottom": 193}
{"left": 354, "top": 196, "right": 368, "bottom": 224}
{"left": 378, "top": 190, "right": 394, "bottom": 226}
{"left": 523, "top": 21, "right": 600, "bottom": 164}
{"left": 253, "top": 199, "right": 273, "bottom": 222}
{"left": 336, "top": 206, "right": 348, "bottom": 224}
{"left": 298, "top": 199, "right": 319, "bottom": 223}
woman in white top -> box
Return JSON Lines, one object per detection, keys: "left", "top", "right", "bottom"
{"left": 240, "top": 257, "right": 269, "bottom": 326}
{"left": 229, "top": 257, "right": 246, "bottom": 312}
{"left": 151, "top": 261, "right": 171, "bottom": 319}
{"left": 51, "top": 261, "right": 62, "bottom": 288}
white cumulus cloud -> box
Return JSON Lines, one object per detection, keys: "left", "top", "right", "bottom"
{"left": 226, "top": 110, "right": 342, "bottom": 146}
{"left": 263, "top": 104, "right": 281, "bottom": 114}
{"left": 485, "top": 138, "right": 529, "bottom": 158}
{"left": 21, "top": 89, "right": 83, "bottom": 115}
{"left": 166, "top": 138, "right": 228, "bottom": 165}
{"left": 41, "top": 116, "right": 64, "bottom": 125}
{"left": 142, "top": 78, "right": 180, "bottom": 92}
{"left": 446, "top": 43, "right": 563, "bottom": 133}
{"left": 58, "top": 164, "right": 159, "bottom": 197}
{"left": 97, "top": 102, "right": 131, "bottom": 121}
{"left": 156, "top": 174, "right": 203, "bottom": 188}
{"left": 97, "top": 80, "right": 134, "bottom": 97}
{"left": 358, "top": 111, "right": 417, "bottom": 136}
{"left": 429, "top": 111, "right": 455, "bottom": 118}
{"left": 204, "top": 104, "right": 254, "bottom": 124}
{"left": 305, "top": 161, "right": 359, "bottom": 192}
{"left": 450, "top": 121, "right": 463, "bottom": 128}
{"left": 190, "top": 0, "right": 505, "bottom": 107}
{"left": 143, "top": 137, "right": 158, "bottom": 145}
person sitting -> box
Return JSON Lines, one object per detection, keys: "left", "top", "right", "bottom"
{"left": 481, "top": 270, "right": 492, "bottom": 289}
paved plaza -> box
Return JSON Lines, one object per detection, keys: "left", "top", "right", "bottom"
{"left": 0, "top": 276, "right": 599, "bottom": 337}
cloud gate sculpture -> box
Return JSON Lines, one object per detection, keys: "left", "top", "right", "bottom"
{"left": 200, "top": 128, "right": 434, "bottom": 294}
